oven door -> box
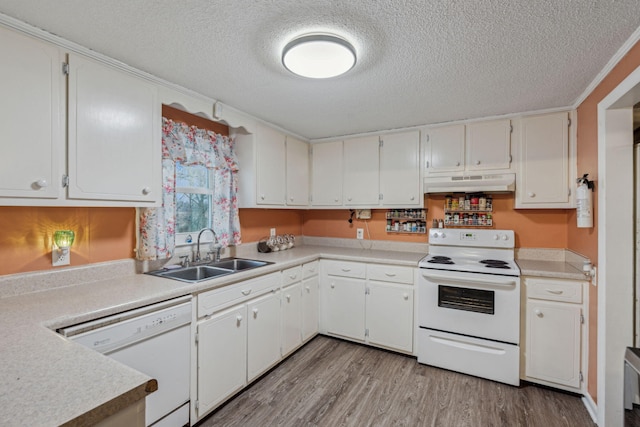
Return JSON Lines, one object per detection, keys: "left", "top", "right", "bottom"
{"left": 418, "top": 269, "right": 520, "bottom": 344}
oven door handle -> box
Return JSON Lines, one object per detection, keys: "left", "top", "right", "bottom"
{"left": 421, "top": 272, "right": 517, "bottom": 288}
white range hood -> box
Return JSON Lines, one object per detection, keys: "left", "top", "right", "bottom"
{"left": 423, "top": 173, "right": 515, "bottom": 194}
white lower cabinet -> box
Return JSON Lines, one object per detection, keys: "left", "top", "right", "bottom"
{"left": 247, "top": 290, "right": 282, "bottom": 382}
{"left": 196, "top": 304, "right": 247, "bottom": 417}
{"left": 523, "top": 277, "right": 587, "bottom": 392}
{"left": 282, "top": 282, "right": 302, "bottom": 357}
{"left": 366, "top": 281, "right": 414, "bottom": 353}
{"left": 301, "top": 261, "right": 320, "bottom": 341}
{"left": 320, "top": 260, "right": 415, "bottom": 354}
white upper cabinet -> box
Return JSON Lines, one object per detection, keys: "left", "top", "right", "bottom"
{"left": 465, "top": 119, "right": 512, "bottom": 171}
{"left": 256, "top": 124, "right": 286, "bottom": 205}
{"left": 379, "top": 130, "right": 421, "bottom": 205}
{"left": 425, "top": 125, "right": 465, "bottom": 174}
{"left": 285, "top": 135, "right": 309, "bottom": 206}
{"left": 67, "top": 54, "right": 160, "bottom": 203}
{"left": 0, "top": 26, "right": 64, "bottom": 201}
{"left": 343, "top": 135, "right": 380, "bottom": 205}
{"left": 424, "top": 119, "right": 512, "bottom": 176}
{"left": 311, "top": 140, "right": 343, "bottom": 206}
{"left": 235, "top": 124, "right": 310, "bottom": 208}
{"left": 515, "top": 112, "right": 574, "bottom": 208}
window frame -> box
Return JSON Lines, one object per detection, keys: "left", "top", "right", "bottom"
{"left": 174, "top": 162, "right": 216, "bottom": 246}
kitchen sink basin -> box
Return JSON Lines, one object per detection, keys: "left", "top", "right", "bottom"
{"left": 147, "top": 258, "right": 273, "bottom": 283}
{"left": 209, "top": 258, "right": 271, "bottom": 271}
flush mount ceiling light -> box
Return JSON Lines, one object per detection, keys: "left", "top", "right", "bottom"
{"left": 282, "top": 34, "right": 356, "bottom": 79}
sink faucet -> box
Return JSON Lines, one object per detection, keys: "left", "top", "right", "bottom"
{"left": 196, "top": 228, "right": 220, "bottom": 263}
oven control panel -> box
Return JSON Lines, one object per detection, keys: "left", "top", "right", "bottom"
{"left": 429, "top": 228, "right": 514, "bottom": 248}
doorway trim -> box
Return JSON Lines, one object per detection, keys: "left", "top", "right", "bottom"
{"left": 597, "top": 64, "right": 640, "bottom": 426}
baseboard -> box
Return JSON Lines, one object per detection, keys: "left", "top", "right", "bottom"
{"left": 582, "top": 393, "right": 598, "bottom": 424}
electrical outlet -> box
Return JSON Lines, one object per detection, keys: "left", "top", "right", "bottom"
{"left": 270, "top": 228, "right": 276, "bottom": 237}
{"left": 356, "top": 228, "right": 364, "bottom": 239}
{"left": 591, "top": 266, "right": 597, "bottom": 286}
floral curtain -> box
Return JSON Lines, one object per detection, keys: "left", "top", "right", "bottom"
{"left": 137, "top": 117, "right": 241, "bottom": 260}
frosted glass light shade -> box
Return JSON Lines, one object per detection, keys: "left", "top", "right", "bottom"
{"left": 282, "top": 34, "right": 356, "bottom": 79}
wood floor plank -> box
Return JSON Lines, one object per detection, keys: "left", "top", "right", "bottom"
{"left": 197, "top": 336, "right": 596, "bottom": 427}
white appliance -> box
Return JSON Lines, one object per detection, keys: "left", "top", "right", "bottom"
{"left": 423, "top": 173, "right": 515, "bottom": 194}
{"left": 417, "top": 228, "right": 521, "bottom": 386}
{"left": 59, "top": 296, "right": 192, "bottom": 427}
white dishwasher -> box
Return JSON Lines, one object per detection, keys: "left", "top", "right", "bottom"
{"left": 59, "top": 295, "right": 192, "bottom": 427}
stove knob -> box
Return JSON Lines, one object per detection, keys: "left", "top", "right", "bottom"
{"left": 493, "top": 234, "right": 499, "bottom": 240}
{"left": 440, "top": 232, "right": 446, "bottom": 238}
{"left": 432, "top": 232, "right": 440, "bottom": 238}
{"left": 501, "top": 234, "right": 509, "bottom": 241}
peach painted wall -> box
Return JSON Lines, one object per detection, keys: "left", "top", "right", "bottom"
{"left": 572, "top": 39, "right": 640, "bottom": 403}
{"left": 238, "top": 209, "right": 304, "bottom": 242}
{"left": 0, "top": 207, "right": 136, "bottom": 276}
{"left": 302, "top": 194, "right": 570, "bottom": 248}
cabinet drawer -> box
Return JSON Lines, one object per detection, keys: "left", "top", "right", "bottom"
{"left": 302, "top": 261, "right": 319, "bottom": 279}
{"left": 367, "top": 264, "right": 414, "bottom": 285}
{"left": 323, "top": 260, "right": 366, "bottom": 279}
{"left": 282, "top": 266, "right": 302, "bottom": 287}
{"left": 526, "top": 278, "right": 583, "bottom": 303}
{"left": 198, "top": 272, "right": 281, "bottom": 317}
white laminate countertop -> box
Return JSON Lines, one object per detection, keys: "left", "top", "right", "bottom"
{"left": 0, "top": 245, "right": 424, "bottom": 427}
{"left": 516, "top": 259, "right": 587, "bottom": 280}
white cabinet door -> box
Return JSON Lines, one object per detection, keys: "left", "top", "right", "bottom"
{"left": 285, "top": 136, "right": 309, "bottom": 206}
{"left": 247, "top": 291, "right": 282, "bottom": 382}
{"left": 281, "top": 282, "right": 302, "bottom": 356}
{"left": 196, "top": 304, "right": 247, "bottom": 417}
{"left": 67, "top": 54, "right": 160, "bottom": 203}
{"left": 255, "top": 123, "right": 286, "bottom": 205}
{"left": 380, "top": 130, "right": 421, "bottom": 206}
{"left": 516, "top": 112, "right": 571, "bottom": 208}
{"left": 0, "top": 26, "right": 63, "bottom": 200}
{"left": 343, "top": 136, "right": 379, "bottom": 205}
{"left": 465, "top": 119, "right": 512, "bottom": 171}
{"left": 526, "top": 300, "right": 581, "bottom": 388}
{"left": 311, "top": 141, "right": 343, "bottom": 206}
{"left": 366, "top": 281, "right": 414, "bottom": 353}
{"left": 425, "top": 125, "right": 465, "bottom": 174}
{"left": 325, "top": 276, "right": 366, "bottom": 341}
{"left": 302, "top": 275, "right": 319, "bottom": 341}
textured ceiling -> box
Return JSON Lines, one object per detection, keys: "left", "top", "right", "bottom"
{"left": 0, "top": 1, "right": 639, "bottom": 140}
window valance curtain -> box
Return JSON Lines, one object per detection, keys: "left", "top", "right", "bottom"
{"left": 136, "top": 117, "right": 241, "bottom": 261}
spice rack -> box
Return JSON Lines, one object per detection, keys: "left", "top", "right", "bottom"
{"left": 386, "top": 209, "right": 427, "bottom": 234}
{"left": 443, "top": 194, "right": 493, "bottom": 228}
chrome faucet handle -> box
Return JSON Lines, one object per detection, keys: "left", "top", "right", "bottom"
{"left": 178, "top": 255, "right": 190, "bottom": 267}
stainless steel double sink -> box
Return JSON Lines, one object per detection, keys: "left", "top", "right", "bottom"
{"left": 147, "top": 258, "right": 273, "bottom": 283}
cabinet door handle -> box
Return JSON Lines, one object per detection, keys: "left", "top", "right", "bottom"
{"left": 334, "top": 198, "right": 339, "bottom": 202}
{"left": 241, "top": 289, "right": 252, "bottom": 296}
{"left": 410, "top": 196, "right": 415, "bottom": 201}
{"left": 142, "top": 186, "right": 151, "bottom": 195}
{"left": 260, "top": 194, "right": 265, "bottom": 200}
{"left": 534, "top": 309, "right": 543, "bottom": 318}
{"left": 341, "top": 268, "right": 352, "bottom": 272}
{"left": 475, "top": 160, "right": 481, "bottom": 165}
{"left": 286, "top": 294, "right": 291, "bottom": 302}
{"left": 347, "top": 197, "right": 352, "bottom": 201}
{"left": 35, "top": 179, "right": 48, "bottom": 188}
{"left": 456, "top": 161, "right": 460, "bottom": 167}
{"left": 403, "top": 293, "right": 409, "bottom": 300}
{"left": 289, "top": 274, "right": 297, "bottom": 280}
{"left": 330, "top": 283, "right": 335, "bottom": 289}
{"left": 384, "top": 272, "right": 397, "bottom": 277}
{"left": 252, "top": 308, "right": 259, "bottom": 317}
{"left": 528, "top": 192, "right": 536, "bottom": 198}
{"left": 305, "top": 286, "right": 311, "bottom": 291}
{"left": 236, "top": 315, "right": 243, "bottom": 324}
{"left": 545, "top": 289, "right": 563, "bottom": 295}
{"left": 290, "top": 197, "right": 294, "bottom": 202}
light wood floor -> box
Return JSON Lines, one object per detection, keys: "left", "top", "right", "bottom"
{"left": 197, "top": 335, "right": 596, "bottom": 427}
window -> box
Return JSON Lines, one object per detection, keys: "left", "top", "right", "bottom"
{"left": 175, "top": 161, "right": 214, "bottom": 244}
